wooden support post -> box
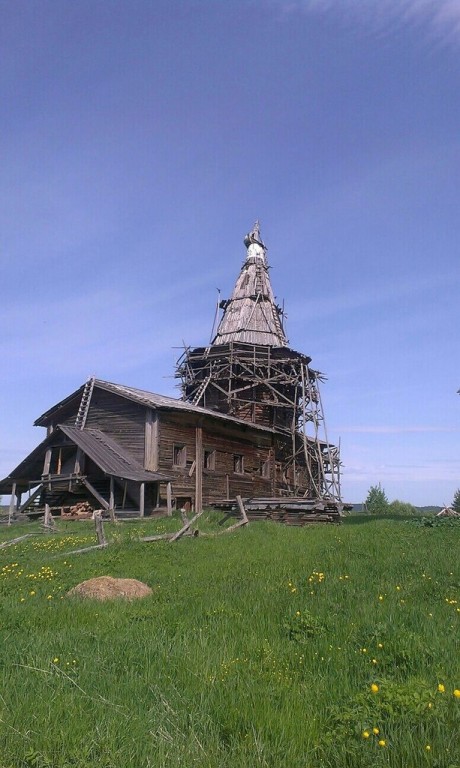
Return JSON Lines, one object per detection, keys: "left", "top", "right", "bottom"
{"left": 8, "top": 482, "right": 17, "bottom": 526}
{"left": 139, "top": 482, "right": 145, "bottom": 518}
{"left": 195, "top": 426, "right": 203, "bottom": 513}
{"left": 166, "top": 482, "right": 172, "bottom": 517}
{"left": 43, "top": 503, "right": 55, "bottom": 531}
{"left": 109, "top": 476, "right": 115, "bottom": 522}
{"left": 226, "top": 474, "right": 230, "bottom": 499}
{"left": 94, "top": 511, "right": 107, "bottom": 547}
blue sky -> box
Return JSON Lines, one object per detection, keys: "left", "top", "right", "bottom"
{"left": 1, "top": 0, "right": 459, "bottom": 505}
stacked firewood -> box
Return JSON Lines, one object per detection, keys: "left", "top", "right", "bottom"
{"left": 61, "top": 501, "right": 94, "bottom": 519}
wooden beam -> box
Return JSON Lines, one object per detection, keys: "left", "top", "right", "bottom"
{"left": 139, "top": 482, "right": 145, "bottom": 517}
{"left": 81, "top": 478, "right": 109, "bottom": 510}
{"left": 43, "top": 448, "right": 52, "bottom": 476}
{"left": 195, "top": 426, "right": 203, "bottom": 513}
{"left": 166, "top": 482, "right": 172, "bottom": 517}
{"left": 94, "top": 511, "right": 107, "bottom": 546}
{"left": 145, "top": 409, "right": 159, "bottom": 471}
{"left": 74, "top": 448, "right": 84, "bottom": 475}
{"left": 170, "top": 509, "right": 204, "bottom": 543}
{"left": 236, "top": 495, "right": 249, "bottom": 524}
{"left": 8, "top": 482, "right": 17, "bottom": 525}
{"left": 109, "top": 476, "right": 115, "bottom": 522}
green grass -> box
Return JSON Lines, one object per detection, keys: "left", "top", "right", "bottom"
{"left": 0, "top": 513, "right": 459, "bottom": 767}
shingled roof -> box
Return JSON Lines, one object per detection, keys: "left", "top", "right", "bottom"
{"left": 212, "top": 222, "right": 288, "bottom": 347}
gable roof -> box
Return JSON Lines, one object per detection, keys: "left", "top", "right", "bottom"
{"left": 35, "top": 378, "right": 278, "bottom": 433}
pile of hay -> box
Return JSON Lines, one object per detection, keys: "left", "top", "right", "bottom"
{"left": 67, "top": 576, "right": 153, "bottom": 601}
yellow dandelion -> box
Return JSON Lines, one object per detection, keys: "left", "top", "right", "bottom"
{"left": 438, "top": 683, "right": 445, "bottom": 693}
{"left": 373, "top": 727, "right": 379, "bottom": 735}
{"left": 371, "top": 683, "right": 379, "bottom": 693}
{"left": 29, "top": 590, "right": 35, "bottom": 596}
{"left": 378, "top": 595, "right": 384, "bottom": 601}
{"left": 362, "top": 730, "right": 370, "bottom": 739}
{"left": 378, "top": 739, "right": 386, "bottom": 747}
{"left": 425, "top": 745, "right": 431, "bottom": 751}
{"left": 377, "top": 643, "right": 383, "bottom": 649}
{"left": 53, "top": 657, "right": 59, "bottom": 663}
{"left": 453, "top": 689, "right": 460, "bottom": 698}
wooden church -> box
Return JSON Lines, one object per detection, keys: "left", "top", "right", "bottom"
{"left": 1, "top": 223, "right": 344, "bottom": 519}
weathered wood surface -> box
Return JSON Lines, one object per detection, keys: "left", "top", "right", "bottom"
{"left": 0, "top": 533, "right": 35, "bottom": 549}
{"left": 169, "top": 509, "right": 204, "bottom": 542}
{"left": 94, "top": 511, "right": 107, "bottom": 546}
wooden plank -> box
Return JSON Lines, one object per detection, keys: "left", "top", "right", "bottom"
{"left": 94, "top": 511, "right": 107, "bottom": 546}
{"left": 195, "top": 426, "right": 203, "bottom": 513}
{"left": 169, "top": 509, "right": 204, "bottom": 542}
{"left": 139, "top": 482, "right": 145, "bottom": 517}
{"left": 109, "top": 476, "right": 115, "bottom": 522}
{"left": 235, "top": 495, "right": 249, "bottom": 524}
{"left": 0, "top": 533, "right": 35, "bottom": 549}
{"left": 145, "top": 409, "right": 159, "bottom": 471}
{"left": 166, "top": 482, "right": 172, "bottom": 517}
{"left": 8, "top": 482, "right": 17, "bottom": 525}
{"left": 81, "top": 478, "right": 109, "bottom": 510}
{"left": 19, "top": 486, "right": 42, "bottom": 513}
{"left": 74, "top": 447, "right": 84, "bottom": 475}
{"left": 43, "top": 448, "right": 52, "bottom": 476}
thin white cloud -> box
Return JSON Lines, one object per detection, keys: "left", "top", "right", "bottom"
{"left": 275, "top": 0, "right": 460, "bottom": 44}
{"left": 338, "top": 425, "right": 459, "bottom": 434}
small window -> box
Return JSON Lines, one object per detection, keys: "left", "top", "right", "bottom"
{"left": 204, "top": 449, "right": 216, "bottom": 470}
{"left": 233, "top": 454, "right": 244, "bottom": 474}
{"left": 173, "top": 445, "right": 186, "bottom": 467}
{"left": 261, "top": 458, "right": 271, "bottom": 479}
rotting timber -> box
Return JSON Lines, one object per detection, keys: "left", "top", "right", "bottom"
{"left": 176, "top": 221, "right": 347, "bottom": 521}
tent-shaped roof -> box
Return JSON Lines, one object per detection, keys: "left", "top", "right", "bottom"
{"left": 212, "top": 222, "right": 288, "bottom": 347}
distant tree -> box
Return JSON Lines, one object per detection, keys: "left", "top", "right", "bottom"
{"left": 388, "top": 499, "right": 417, "bottom": 516}
{"left": 452, "top": 489, "right": 460, "bottom": 514}
{"left": 364, "top": 483, "right": 389, "bottom": 515}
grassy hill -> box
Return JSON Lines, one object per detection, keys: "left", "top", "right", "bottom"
{"left": 0, "top": 513, "right": 459, "bottom": 767}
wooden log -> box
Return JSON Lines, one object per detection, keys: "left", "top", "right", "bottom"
{"left": 235, "top": 495, "right": 249, "bottom": 524}
{"left": 44, "top": 503, "right": 55, "bottom": 529}
{"left": 139, "top": 482, "right": 145, "bottom": 518}
{"left": 94, "top": 511, "right": 107, "bottom": 547}
{"left": 169, "top": 509, "right": 204, "bottom": 542}
{"left": 62, "top": 543, "right": 108, "bottom": 556}
{"left": 166, "top": 482, "right": 172, "bottom": 517}
{"left": 219, "top": 517, "right": 248, "bottom": 534}
{"left": 195, "top": 426, "right": 203, "bottom": 512}
{"left": 108, "top": 476, "right": 115, "bottom": 522}
{"left": 81, "top": 478, "right": 109, "bottom": 510}
{"left": 140, "top": 530, "right": 196, "bottom": 542}
{"left": 8, "top": 482, "right": 17, "bottom": 526}
{"left": 0, "top": 533, "right": 35, "bottom": 549}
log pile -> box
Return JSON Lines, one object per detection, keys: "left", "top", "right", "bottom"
{"left": 61, "top": 501, "right": 94, "bottom": 519}
{"left": 213, "top": 497, "right": 349, "bottom": 525}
